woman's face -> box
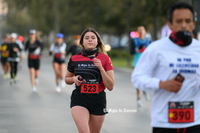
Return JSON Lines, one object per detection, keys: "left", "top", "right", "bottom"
{"left": 29, "top": 34, "right": 36, "bottom": 41}
{"left": 82, "top": 32, "right": 98, "bottom": 50}
{"left": 3, "top": 38, "right": 9, "bottom": 43}
{"left": 11, "top": 38, "right": 16, "bottom": 43}
{"left": 74, "top": 39, "right": 80, "bottom": 46}
{"left": 56, "top": 38, "right": 63, "bottom": 44}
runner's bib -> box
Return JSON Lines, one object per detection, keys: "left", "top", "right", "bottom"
{"left": 29, "top": 54, "right": 38, "bottom": 59}
{"left": 29, "top": 54, "right": 40, "bottom": 59}
{"left": 81, "top": 79, "right": 99, "bottom": 94}
{"left": 2, "top": 51, "right": 9, "bottom": 57}
{"left": 55, "top": 53, "right": 62, "bottom": 59}
{"left": 168, "top": 101, "right": 194, "bottom": 123}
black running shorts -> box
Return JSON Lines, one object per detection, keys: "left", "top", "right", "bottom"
{"left": 1, "top": 57, "right": 8, "bottom": 65}
{"left": 28, "top": 59, "right": 40, "bottom": 70}
{"left": 70, "top": 89, "right": 107, "bottom": 115}
{"left": 53, "top": 59, "right": 65, "bottom": 65}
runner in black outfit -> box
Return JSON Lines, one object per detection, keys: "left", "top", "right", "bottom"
{"left": 25, "top": 29, "right": 43, "bottom": 92}
{"left": 0, "top": 34, "right": 10, "bottom": 79}
{"left": 8, "top": 33, "right": 23, "bottom": 85}
{"left": 65, "top": 28, "right": 114, "bottom": 133}
{"left": 66, "top": 35, "right": 82, "bottom": 58}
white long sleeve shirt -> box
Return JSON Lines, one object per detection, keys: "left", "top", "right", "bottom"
{"left": 131, "top": 37, "right": 200, "bottom": 128}
{"left": 49, "top": 43, "right": 67, "bottom": 54}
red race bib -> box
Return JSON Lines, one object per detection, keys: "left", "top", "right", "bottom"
{"left": 55, "top": 53, "right": 62, "bottom": 58}
{"left": 168, "top": 102, "right": 194, "bottom": 123}
{"left": 81, "top": 84, "right": 99, "bottom": 94}
{"left": 2, "top": 51, "right": 9, "bottom": 57}
{"left": 29, "top": 54, "right": 38, "bottom": 59}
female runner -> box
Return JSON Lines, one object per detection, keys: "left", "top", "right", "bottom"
{"left": 65, "top": 28, "right": 114, "bottom": 133}
{"left": 49, "top": 33, "right": 67, "bottom": 92}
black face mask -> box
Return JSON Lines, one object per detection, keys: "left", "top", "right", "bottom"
{"left": 82, "top": 48, "right": 98, "bottom": 56}
{"left": 169, "top": 31, "right": 192, "bottom": 47}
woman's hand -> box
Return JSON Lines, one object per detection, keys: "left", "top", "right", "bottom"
{"left": 61, "top": 51, "right": 66, "bottom": 55}
{"left": 93, "top": 57, "right": 114, "bottom": 91}
{"left": 13, "top": 47, "right": 19, "bottom": 52}
{"left": 93, "top": 58, "right": 103, "bottom": 70}
{"left": 65, "top": 70, "right": 86, "bottom": 86}
{"left": 73, "top": 75, "right": 83, "bottom": 86}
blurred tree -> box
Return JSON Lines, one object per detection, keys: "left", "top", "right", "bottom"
{"left": 4, "top": 0, "right": 31, "bottom": 35}
{"left": 4, "top": 0, "right": 190, "bottom": 39}
{"left": 129, "top": 0, "right": 188, "bottom": 39}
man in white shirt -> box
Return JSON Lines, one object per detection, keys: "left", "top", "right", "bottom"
{"left": 131, "top": 1, "right": 200, "bottom": 133}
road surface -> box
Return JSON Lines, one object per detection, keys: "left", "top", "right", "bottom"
{"left": 0, "top": 52, "right": 152, "bottom": 133}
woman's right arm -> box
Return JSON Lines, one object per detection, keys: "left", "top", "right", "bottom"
{"left": 49, "top": 44, "right": 54, "bottom": 55}
{"left": 65, "top": 70, "right": 82, "bottom": 86}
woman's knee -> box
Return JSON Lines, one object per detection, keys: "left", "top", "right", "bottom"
{"left": 71, "top": 106, "right": 90, "bottom": 133}
{"left": 60, "top": 64, "right": 66, "bottom": 78}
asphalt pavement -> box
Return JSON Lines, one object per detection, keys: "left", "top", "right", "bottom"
{"left": 0, "top": 52, "right": 152, "bottom": 133}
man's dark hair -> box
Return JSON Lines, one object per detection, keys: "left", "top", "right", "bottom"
{"left": 167, "top": 1, "right": 194, "bottom": 23}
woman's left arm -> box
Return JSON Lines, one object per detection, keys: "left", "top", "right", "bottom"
{"left": 61, "top": 43, "right": 67, "bottom": 55}
{"left": 93, "top": 58, "right": 114, "bottom": 91}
